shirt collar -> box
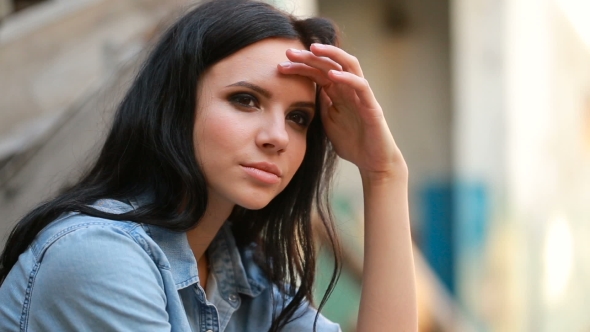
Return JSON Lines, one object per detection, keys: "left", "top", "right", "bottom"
{"left": 208, "top": 222, "right": 267, "bottom": 298}
{"left": 128, "top": 196, "right": 199, "bottom": 290}
{"left": 127, "top": 195, "right": 267, "bottom": 296}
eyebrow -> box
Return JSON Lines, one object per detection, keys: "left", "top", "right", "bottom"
{"left": 291, "top": 101, "right": 316, "bottom": 110}
{"left": 226, "top": 81, "right": 316, "bottom": 110}
{"left": 226, "top": 81, "right": 272, "bottom": 98}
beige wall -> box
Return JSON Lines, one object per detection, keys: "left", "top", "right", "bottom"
{"left": 451, "top": 0, "right": 590, "bottom": 330}
{"left": 0, "top": 0, "right": 13, "bottom": 19}
{"left": 318, "top": 0, "right": 453, "bottom": 232}
{"left": 0, "top": 0, "right": 172, "bottom": 159}
{"left": 0, "top": 0, "right": 182, "bottom": 245}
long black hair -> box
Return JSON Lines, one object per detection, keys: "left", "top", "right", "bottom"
{"left": 0, "top": 0, "right": 341, "bottom": 330}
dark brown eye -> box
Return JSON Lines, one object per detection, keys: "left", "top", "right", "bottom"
{"left": 229, "top": 93, "right": 259, "bottom": 108}
{"left": 287, "top": 111, "right": 311, "bottom": 127}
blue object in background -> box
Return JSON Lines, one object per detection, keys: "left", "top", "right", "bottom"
{"left": 421, "top": 183, "right": 455, "bottom": 294}
{"left": 421, "top": 181, "right": 490, "bottom": 297}
{"left": 455, "top": 182, "right": 489, "bottom": 253}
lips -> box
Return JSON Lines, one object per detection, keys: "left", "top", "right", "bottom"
{"left": 241, "top": 162, "right": 282, "bottom": 177}
{"left": 240, "top": 162, "right": 282, "bottom": 185}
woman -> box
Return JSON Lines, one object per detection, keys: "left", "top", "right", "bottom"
{"left": 0, "top": 0, "right": 416, "bottom": 331}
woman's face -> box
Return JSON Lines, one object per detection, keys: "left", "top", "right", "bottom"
{"left": 194, "top": 38, "right": 316, "bottom": 212}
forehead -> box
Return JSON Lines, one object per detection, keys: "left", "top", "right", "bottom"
{"left": 203, "top": 38, "right": 315, "bottom": 98}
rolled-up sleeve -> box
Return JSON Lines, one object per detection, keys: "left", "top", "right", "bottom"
{"left": 27, "top": 225, "right": 171, "bottom": 331}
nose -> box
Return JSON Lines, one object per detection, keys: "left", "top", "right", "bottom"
{"left": 256, "top": 112, "right": 289, "bottom": 154}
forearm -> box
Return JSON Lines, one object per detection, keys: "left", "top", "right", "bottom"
{"left": 357, "top": 166, "right": 417, "bottom": 331}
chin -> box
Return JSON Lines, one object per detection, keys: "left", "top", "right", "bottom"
{"left": 237, "top": 200, "right": 272, "bottom": 211}
{"left": 233, "top": 192, "right": 276, "bottom": 210}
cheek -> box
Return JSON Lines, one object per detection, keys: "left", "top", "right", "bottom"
{"left": 195, "top": 108, "right": 245, "bottom": 155}
{"left": 287, "top": 134, "right": 308, "bottom": 177}
{"left": 194, "top": 118, "right": 228, "bottom": 169}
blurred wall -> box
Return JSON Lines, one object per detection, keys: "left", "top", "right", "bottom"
{"left": 452, "top": 0, "right": 590, "bottom": 330}
{"left": 506, "top": 0, "right": 590, "bottom": 330}
{"left": 451, "top": 0, "right": 507, "bottom": 330}
{"left": 0, "top": 0, "right": 182, "bottom": 246}
{"left": 0, "top": 0, "right": 13, "bottom": 19}
{"left": 316, "top": 0, "right": 454, "bottom": 330}
{"left": 318, "top": 0, "right": 453, "bottom": 245}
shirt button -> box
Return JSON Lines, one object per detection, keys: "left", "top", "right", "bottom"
{"left": 228, "top": 294, "right": 239, "bottom": 302}
{"left": 206, "top": 330, "right": 213, "bottom": 332}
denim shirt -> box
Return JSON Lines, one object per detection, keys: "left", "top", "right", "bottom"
{"left": 0, "top": 198, "right": 340, "bottom": 331}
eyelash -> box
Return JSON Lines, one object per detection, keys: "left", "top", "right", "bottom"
{"left": 228, "top": 92, "right": 313, "bottom": 128}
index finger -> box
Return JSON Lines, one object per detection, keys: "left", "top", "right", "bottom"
{"left": 310, "top": 44, "right": 364, "bottom": 77}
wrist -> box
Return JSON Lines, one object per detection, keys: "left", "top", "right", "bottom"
{"left": 359, "top": 162, "right": 408, "bottom": 187}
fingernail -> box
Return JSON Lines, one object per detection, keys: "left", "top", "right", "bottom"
{"left": 289, "top": 48, "right": 302, "bottom": 53}
{"left": 330, "top": 70, "right": 343, "bottom": 75}
{"left": 312, "top": 43, "right": 326, "bottom": 49}
{"left": 279, "top": 61, "right": 291, "bottom": 67}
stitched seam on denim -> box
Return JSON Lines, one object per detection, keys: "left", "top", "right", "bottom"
{"left": 216, "top": 227, "right": 237, "bottom": 301}
{"left": 19, "top": 261, "right": 40, "bottom": 332}
{"left": 176, "top": 276, "right": 199, "bottom": 290}
{"left": 211, "top": 303, "right": 220, "bottom": 332}
{"left": 30, "top": 212, "right": 79, "bottom": 257}
{"left": 35, "top": 221, "right": 125, "bottom": 260}
{"left": 35, "top": 219, "right": 142, "bottom": 255}
{"left": 135, "top": 225, "right": 172, "bottom": 271}
{"left": 126, "top": 226, "right": 169, "bottom": 270}
{"left": 32, "top": 221, "right": 172, "bottom": 276}
{"left": 199, "top": 301, "right": 220, "bottom": 332}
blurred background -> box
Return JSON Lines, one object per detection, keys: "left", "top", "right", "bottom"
{"left": 1, "top": 0, "right": 589, "bottom": 331}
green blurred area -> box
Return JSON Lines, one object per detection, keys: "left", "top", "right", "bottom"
{"left": 313, "top": 194, "right": 363, "bottom": 332}
{"left": 314, "top": 250, "right": 361, "bottom": 332}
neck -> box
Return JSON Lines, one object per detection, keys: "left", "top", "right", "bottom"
{"left": 186, "top": 195, "right": 234, "bottom": 262}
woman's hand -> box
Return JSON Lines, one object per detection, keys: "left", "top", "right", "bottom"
{"left": 278, "top": 43, "right": 406, "bottom": 182}
{"left": 279, "top": 44, "right": 417, "bottom": 331}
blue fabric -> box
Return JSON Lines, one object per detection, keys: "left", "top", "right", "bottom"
{"left": 0, "top": 198, "right": 340, "bottom": 332}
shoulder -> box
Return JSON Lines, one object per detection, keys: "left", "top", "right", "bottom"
{"left": 32, "top": 211, "right": 164, "bottom": 288}
{"left": 30, "top": 199, "right": 151, "bottom": 261}
{"left": 25, "top": 199, "right": 166, "bottom": 290}
{"left": 22, "top": 205, "right": 171, "bottom": 330}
